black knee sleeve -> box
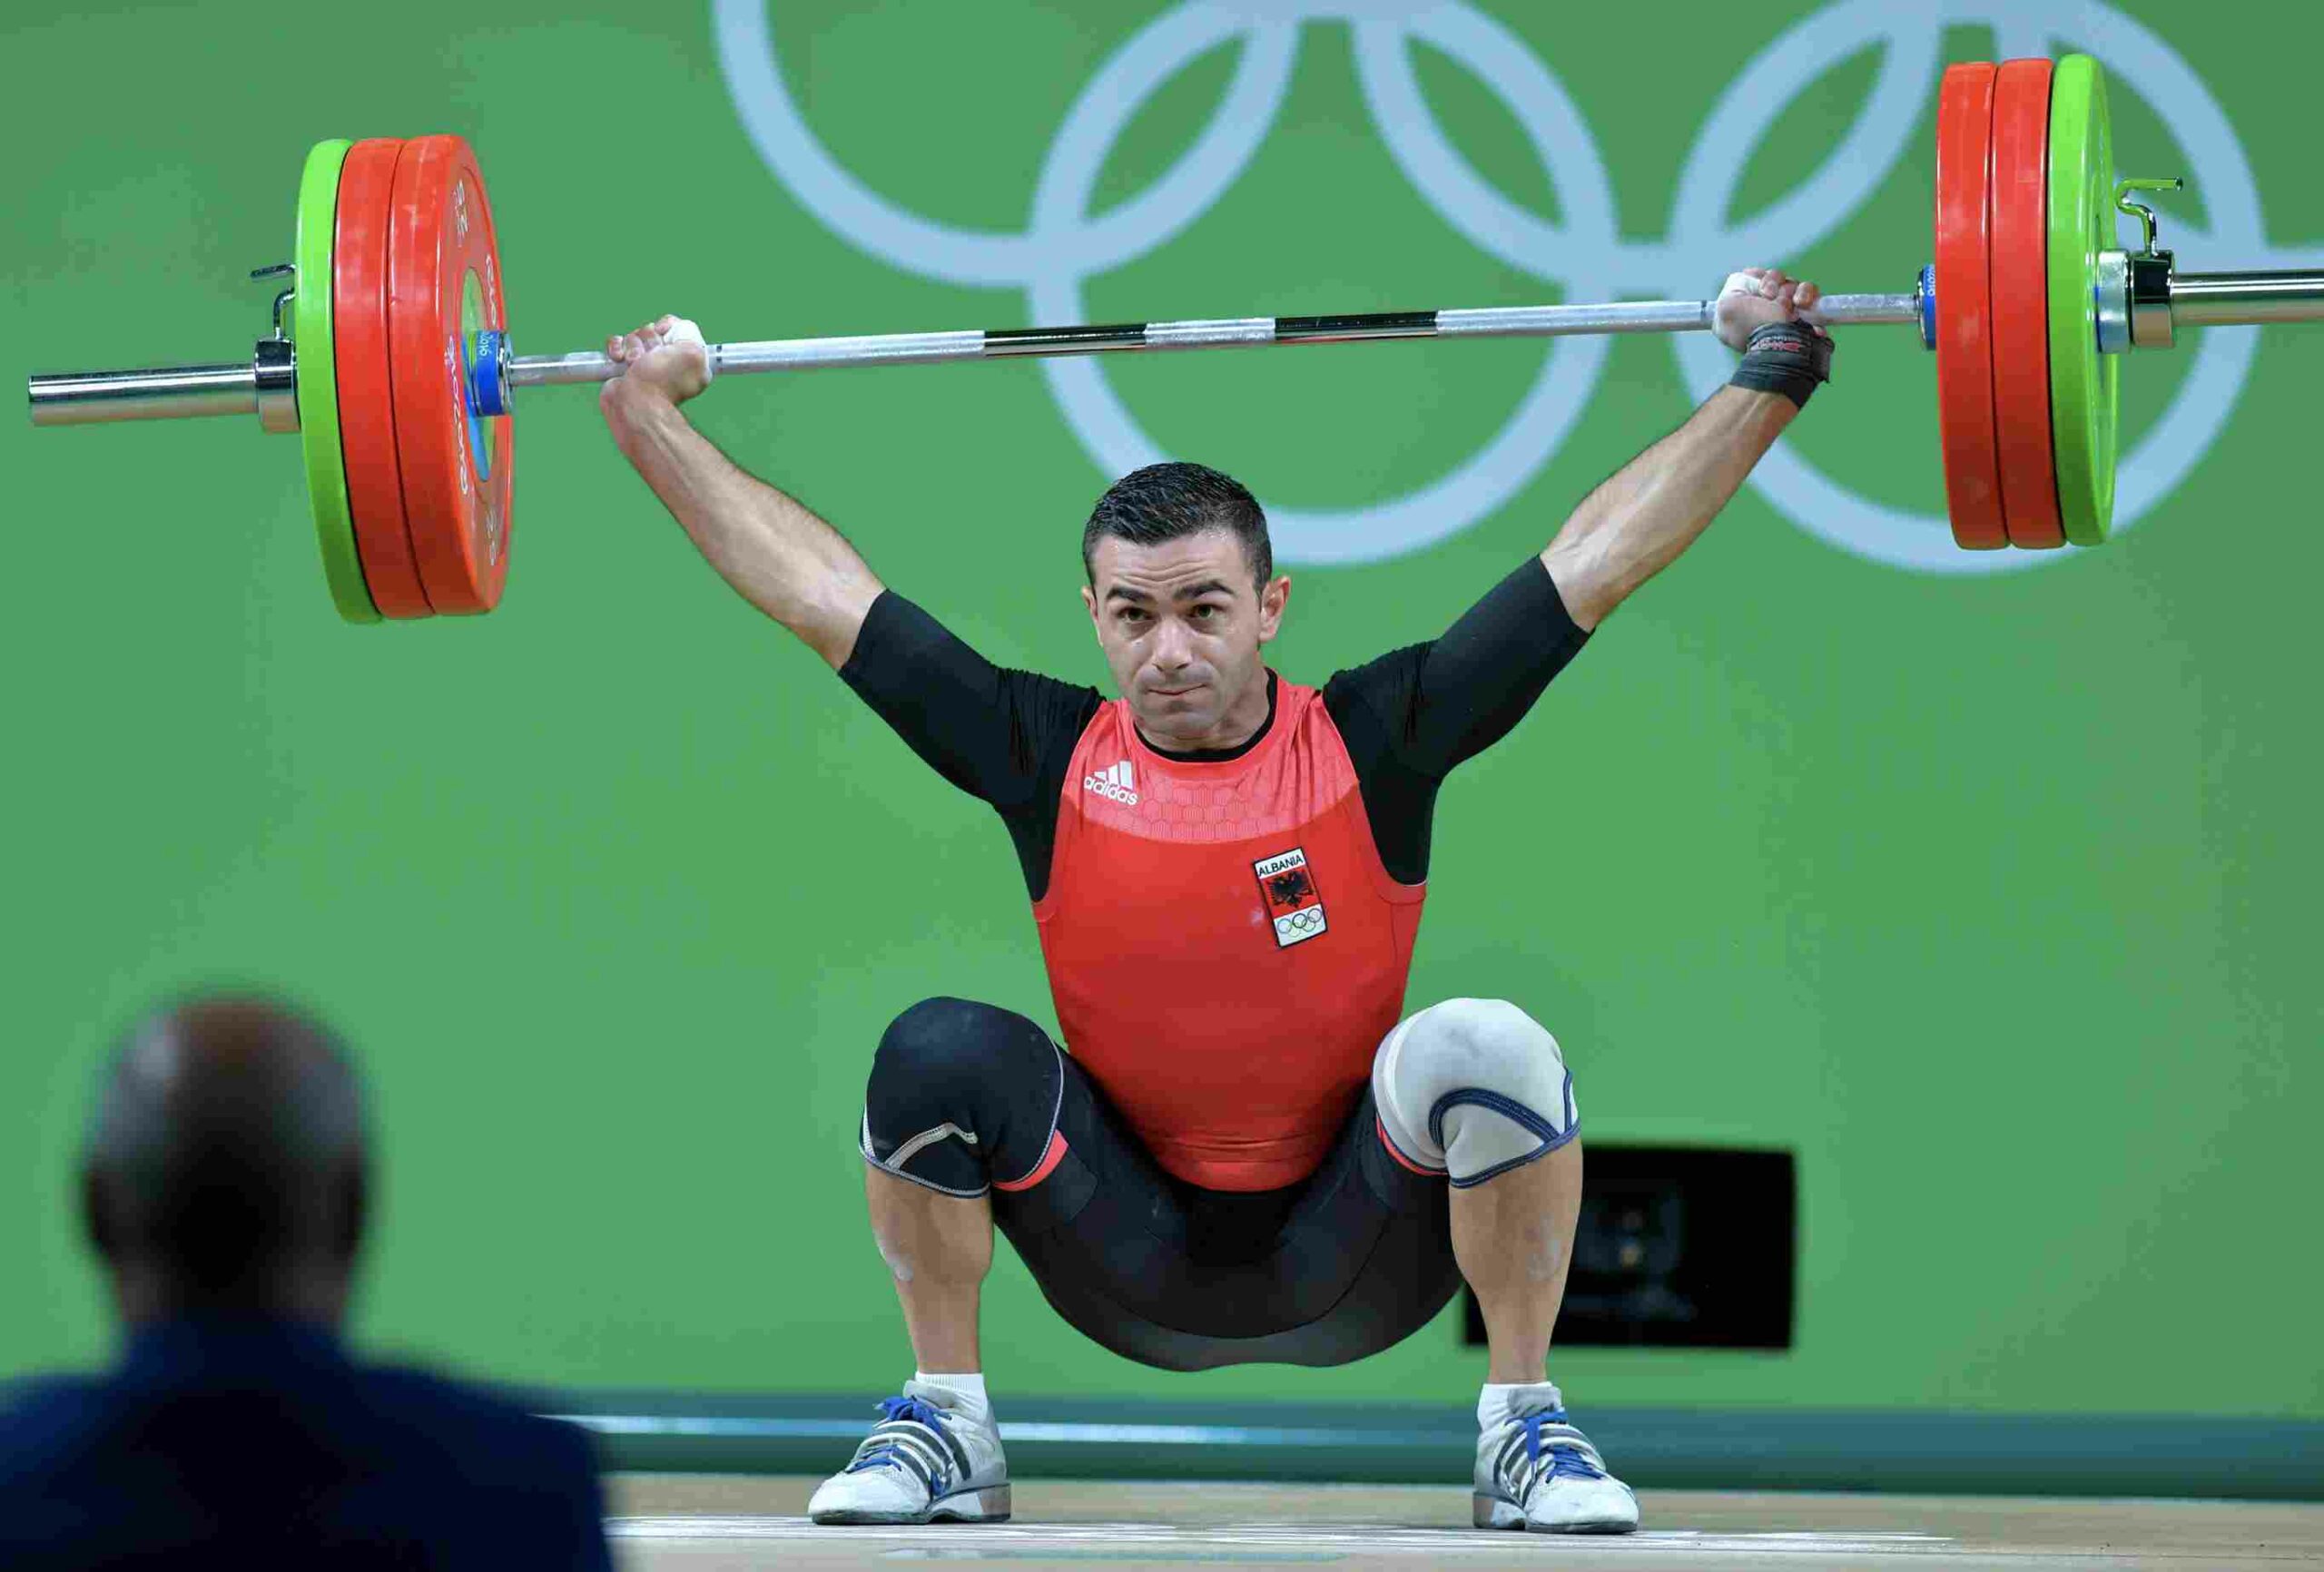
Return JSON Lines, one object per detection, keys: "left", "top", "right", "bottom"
{"left": 862, "top": 997, "right": 1064, "bottom": 1196}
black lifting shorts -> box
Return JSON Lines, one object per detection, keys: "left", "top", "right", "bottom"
{"left": 861, "top": 996, "right": 1462, "bottom": 1372}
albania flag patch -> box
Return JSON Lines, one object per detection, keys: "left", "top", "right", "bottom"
{"left": 1253, "top": 846, "right": 1328, "bottom": 949}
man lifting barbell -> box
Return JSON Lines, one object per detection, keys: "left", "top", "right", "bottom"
{"left": 31, "top": 43, "right": 2313, "bottom": 1538}
{"left": 594, "top": 267, "right": 1832, "bottom": 1537}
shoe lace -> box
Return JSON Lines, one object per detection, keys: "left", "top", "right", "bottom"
{"left": 845, "top": 1394, "right": 954, "bottom": 1481}
{"left": 1518, "top": 1410, "right": 1605, "bottom": 1486}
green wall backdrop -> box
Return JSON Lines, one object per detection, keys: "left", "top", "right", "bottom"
{"left": 5, "top": 1, "right": 2319, "bottom": 1421}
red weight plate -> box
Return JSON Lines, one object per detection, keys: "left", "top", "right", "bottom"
{"left": 1990, "top": 58, "right": 2063, "bottom": 548}
{"left": 1935, "top": 63, "right": 2007, "bottom": 550}
{"left": 334, "top": 137, "right": 431, "bottom": 618}
{"left": 387, "top": 134, "right": 513, "bottom": 615}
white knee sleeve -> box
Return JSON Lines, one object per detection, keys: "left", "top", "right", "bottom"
{"left": 1372, "top": 998, "right": 1577, "bottom": 1187}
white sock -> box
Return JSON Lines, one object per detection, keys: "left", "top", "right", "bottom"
{"left": 910, "top": 1371, "right": 990, "bottom": 1424}
{"left": 1479, "top": 1380, "right": 1564, "bottom": 1429}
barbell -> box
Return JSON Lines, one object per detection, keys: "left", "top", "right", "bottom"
{"left": 25, "top": 54, "right": 2324, "bottom": 623}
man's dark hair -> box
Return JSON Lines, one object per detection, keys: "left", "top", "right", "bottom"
{"left": 1081, "top": 462, "right": 1273, "bottom": 591}
{"left": 84, "top": 996, "right": 369, "bottom": 1312}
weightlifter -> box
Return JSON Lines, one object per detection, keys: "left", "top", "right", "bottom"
{"left": 597, "top": 269, "right": 1832, "bottom": 1536}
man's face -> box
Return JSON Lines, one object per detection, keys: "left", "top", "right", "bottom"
{"left": 1082, "top": 529, "right": 1290, "bottom": 748}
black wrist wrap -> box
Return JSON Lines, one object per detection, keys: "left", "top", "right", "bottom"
{"left": 1728, "top": 320, "right": 1834, "bottom": 409}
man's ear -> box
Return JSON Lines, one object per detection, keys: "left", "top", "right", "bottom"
{"left": 1257, "top": 575, "right": 1292, "bottom": 644}
{"left": 1082, "top": 583, "right": 1113, "bottom": 653}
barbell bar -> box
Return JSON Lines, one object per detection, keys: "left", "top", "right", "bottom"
{"left": 32, "top": 268, "right": 2319, "bottom": 418}
{"left": 24, "top": 54, "right": 2324, "bottom": 622}
{"left": 26, "top": 293, "right": 1932, "bottom": 423}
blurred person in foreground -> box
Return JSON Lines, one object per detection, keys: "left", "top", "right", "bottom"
{"left": 0, "top": 996, "right": 612, "bottom": 1570}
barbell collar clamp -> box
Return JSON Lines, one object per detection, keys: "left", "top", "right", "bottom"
{"left": 2094, "top": 251, "right": 2132, "bottom": 354}
{"left": 2114, "top": 176, "right": 2185, "bottom": 258}
{"left": 251, "top": 261, "right": 296, "bottom": 343}
{"left": 253, "top": 338, "right": 299, "bottom": 434}
{"left": 2131, "top": 251, "right": 2178, "bottom": 349}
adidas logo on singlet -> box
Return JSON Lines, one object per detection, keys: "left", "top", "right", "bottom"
{"left": 1082, "top": 760, "right": 1139, "bottom": 806}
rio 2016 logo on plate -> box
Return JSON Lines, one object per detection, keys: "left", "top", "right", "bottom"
{"left": 715, "top": 0, "right": 2318, "bottom": 576}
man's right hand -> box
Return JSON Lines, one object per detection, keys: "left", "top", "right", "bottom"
{"left": 599, "top": 314, "right": 713, "bottom": 422}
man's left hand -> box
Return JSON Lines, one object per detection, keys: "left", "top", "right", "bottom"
{"left": 1712, "top": 267, "right": 1823, "bottom": 353}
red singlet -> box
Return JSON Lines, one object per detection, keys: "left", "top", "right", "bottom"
{"left": 1034, "top": 681, "right": 1427, "bottom": 1190}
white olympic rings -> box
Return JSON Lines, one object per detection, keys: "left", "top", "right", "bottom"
{"left": 714, "top": 0, "right": 2322, "bottom": 575}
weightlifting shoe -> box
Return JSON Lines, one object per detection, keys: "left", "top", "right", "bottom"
{"left": 808, "top": 1380, "right": 1010, "bottom": 1525}
{"left": 1473, "top": 1401, "right": 1639, "bottom": 1534}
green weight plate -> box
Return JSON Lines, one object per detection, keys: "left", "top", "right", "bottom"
{"left": 2046, "top": 54, "right": 2119, "bottom": 547}
{"left": 294, "top": 139, "right": 380, "bottom": 624}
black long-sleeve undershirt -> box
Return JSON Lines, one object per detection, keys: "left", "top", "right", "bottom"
{"left": 839, "top": 557, "right": 1588, "bottom": 899}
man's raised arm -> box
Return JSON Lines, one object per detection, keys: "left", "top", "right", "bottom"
{"left": 597, "top": 314, "right": 884, "bottom": 669}
{"left": 1542, "top": 269, "right": 1832, "bottom": 631}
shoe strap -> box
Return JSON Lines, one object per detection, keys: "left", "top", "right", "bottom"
{"left": 1493, "top": 1412, "right": 1608, "bottom": 1498}
{"left": 847, "top": 1394, "right": 978, "bottom": 1485}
